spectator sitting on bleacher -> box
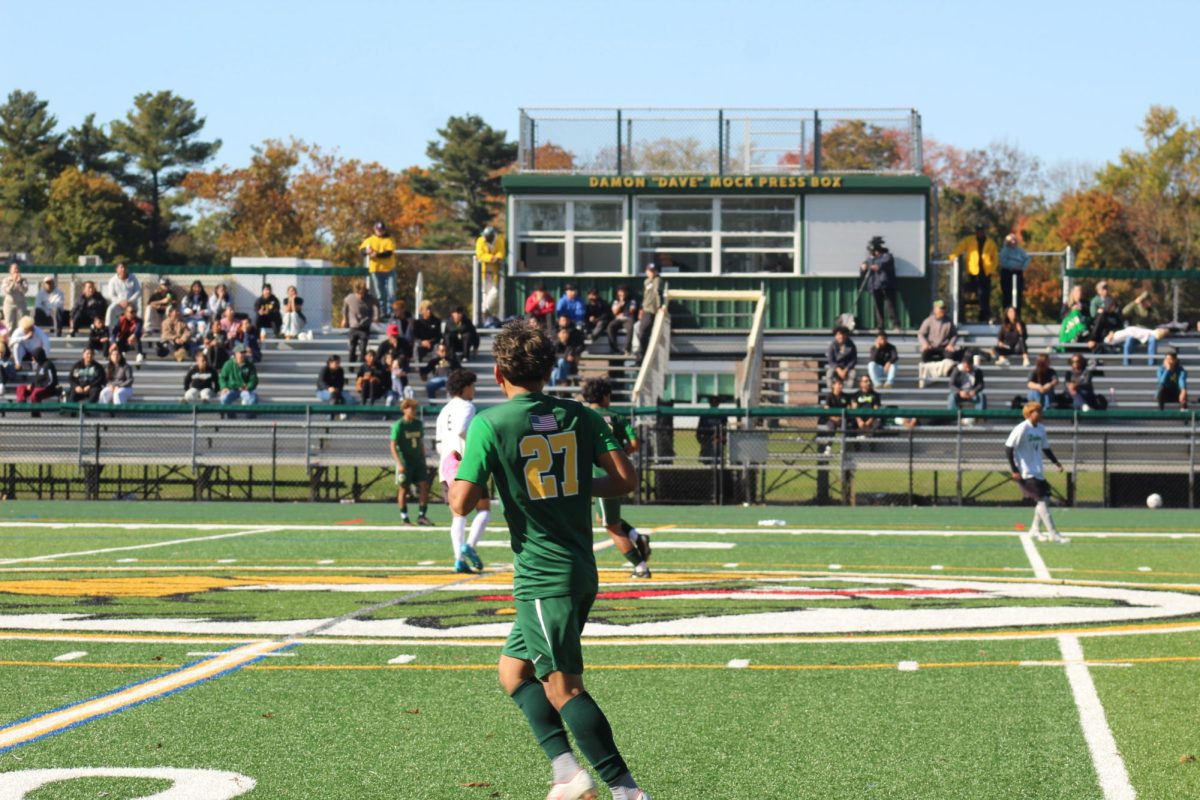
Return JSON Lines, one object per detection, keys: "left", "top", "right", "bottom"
{"left": 0, "top": 337, "right": 16, "bottom": 396}
{"left": 98, "top": 345, "right": 134, "bottom": 405}
{"left": 443, "top": 306, "right": 479, "bottom": 362}
{"left": 71, "top": 281, "right": 108, "bottom": 335}
{"left": 584, "top": 288, "right": 611, "bottom": 342}
{"left": 555, "top": 284, "right": 586, "bottom": 327}
{"left": 1087, "top": 295, "right": 1123, "bottom": 352}
{"left": 11, "top": 316, "right": 51, "bottom": 365}
{"left": 86, "top": 315, "right": 110, "bottom": 354}
{"left": 412, "top": 300, "right": 442, "bottom": 362}
{"left": 181, "top": 281, "right": 210, "bottom": 336}
{"left": 255, "top": 284, "right": 282, "bottom": 339}
{"left": 219, "top": 344, "right": 258, "bottom": 407}
{"left": 217, "top": 306, "right": 239, "bottom": 339}
{"left": 551, "top": 315, "right": 585, "bottom": 387}
{"left": 377, "top": 323, "right": 413, "bottom": 365}
{"left": 114, "top": 304, "right": 144, "bottom": 364}
{"left": 825, "top": 326, "right": 857, "bottom": 386}
{"left": 419, "top": 341, "right": 460, "bottom": 401}
{"left": 231, "top": 319, "right": 262, "bottom": 363}
{"left": 2, "top": 261, "right": 29, "bottom": 330}
{"left": 1026, "top": 355, "right": 1059, "bottom": 410}
{"left": 316, "top": 354, "right": 352, "bottom": 405}
{"left": 1157, "top": 352, "right": 1188, "bottom": 411}
{"left": 868, "top": 331, "right": 898, "bottom": 390}
{"left": 67, "top": 347, "right": 104, "bottom": 403}
{"left": 918, "top": 300, "right": 959, "bottom": 363}
{"left": 15, "top": 347, "right": 58, "bottom": 405}
{"left": 207, "top": 283, "right": 231, "bottom": 323}
{"left": 183, "top": 351, "right": 218, "bottom": 404}
{"left": 1089, "top": 281, "right": 1113, "bottom": 318}
{"left": 34, "top": 277, "right": 66, "bottom": 336}
{"left": 343, "top": 280, "right": 380, "bottom": 363}
{"left": 995, "top": 306, "right": 1029, "bottom": 367}
{"left": 103, "top": 261, "right": 140, "bottom": 328}
{"left": 851, "top": 374, "right": 882, "bottom": 434}
{"left": 199, "top": 330, "right": 229, "bottom": 372}
{"left": 524, "top": 285, "right": 556, "bottom": 332}
{"left": 1061, "top": 285, "right": 1087, "bottom": 319}
{"left": 281, "top": 286, "right": 305, "bottom": 339}
{"left": 384, "top": 352, "right": 409, "bottom": 404}
{"left": 157, "top": 307, "right": 192, "bottom": 361}
{"left": 1108, "top": 291, "right": 1166, "bottom": 366}
{"left": 391, "top": 299, "right": 414, "bottom": 339}
{"left": 606, "top": 286, "right": 637, "bottom": 355}
{"left": 1065, "top": 353, "right": 1103, "bottom": 411}
{"left": 822, "top": 374, "right": 851, "bottom": 433}
{"left": 948, "top": 357, "right": 987, "bottom": 410}
{"left": 356, "top": 350, "right": 388, "bottom": 405}
{"left": 145, "top": 277, "right": 177, "bottom": 334}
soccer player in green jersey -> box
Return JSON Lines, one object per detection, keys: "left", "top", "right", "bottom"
{"left": 581, "top": 377, "right": 651, "bottom": 578}
{"left": 450, "top": 323, "right": 650, "bottom": 800}
{"left": 389, "top": 398, "right": 432, "bottom": 526}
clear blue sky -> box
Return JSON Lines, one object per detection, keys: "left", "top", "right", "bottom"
{"left": 4, "top": 0, "right": 1197, "bottom": 178}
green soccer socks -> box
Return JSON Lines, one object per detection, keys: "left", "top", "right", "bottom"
{"left": 559, "top": 692, "right": 629, "bottom": 784}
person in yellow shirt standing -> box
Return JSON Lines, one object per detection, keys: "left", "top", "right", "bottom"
{"left": 359, "top": 221, "right": 396, "bottom": 315}
{"left": 475, "top": 225, "right": 505, "bottom": 325}
{"left": 948, "top": 224, "right": 999, "bottom": 323}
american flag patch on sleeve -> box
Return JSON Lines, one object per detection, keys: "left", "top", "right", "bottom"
{"left": 530, "top": 413, "right": 558, "bottom": 432}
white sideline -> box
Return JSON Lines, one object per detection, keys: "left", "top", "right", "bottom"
{"left": 0, "top": 527, "right": 284, "bottom": 566}
{"left": 1058, "top": 635, "right": 1137, "bottom": 800}
{"left": 1019, "top": 535, "right": 1052, "bottom": 581}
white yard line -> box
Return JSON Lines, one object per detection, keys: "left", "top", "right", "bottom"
{"left": 0, "top": 527, "right": 284, "bottom": 566}
{"left": 1058, "top": 635, "right": 1137, "bottom": 800}
{"left": 0, "top": 522, "right": 1196, "bottom": 538}
{"left": 1019, "top": 535, "right": 1052, "bottom": 581}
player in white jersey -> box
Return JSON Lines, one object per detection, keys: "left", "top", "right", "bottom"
{"left": 436, "top": 369, "right": 490, "bottom": 572}
{"left": 1005, "top": 401, "right": 1069, "bottom": 543}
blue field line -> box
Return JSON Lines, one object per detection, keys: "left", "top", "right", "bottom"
{"left": 0, "top": 641, "right": 295, "bottom": 756}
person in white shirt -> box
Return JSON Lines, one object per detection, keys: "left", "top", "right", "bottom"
{"left": 435, "top": 369, "right": 490, "bottom": 573}
{"left": 34, "top": 276, "right": 67, "bottom": 335}
{"left": 11, "top": 316, "right": 51, "bottom": 364}
{"left": 1005, "top": 402, "right": 1068, "bottom": 543}
{"left": 104, "top": 261, "right": 141, "bottom": 328}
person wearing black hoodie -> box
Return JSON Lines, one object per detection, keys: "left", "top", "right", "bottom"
{"left": 317, "top": 354, "right": 350, "bottom": 405}
{"left": 15, "top": 348, "right": 58, "bottom": 407}
{"left": 67, "top": 347, "right": 105, "bottom": 402}
{"left": 183, "top": 352, "right": 218, "bottom": 403}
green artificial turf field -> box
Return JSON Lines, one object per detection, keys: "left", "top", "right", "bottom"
{"left": 0, "top": 501, "right": 1198, "bottom": 799}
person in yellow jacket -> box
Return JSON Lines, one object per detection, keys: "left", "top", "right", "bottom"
{"left": 359, "top": 221, "right": 396, "bottom": 314}
{"left": 475, "top": 226, "right": 505, "bottom": 324}
{"left": 948, "top": 224, "right": 999, "bottom": 323}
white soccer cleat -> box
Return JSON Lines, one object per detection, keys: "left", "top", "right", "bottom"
{"left": 1049, "top": 533, "right": 1071, "bottom": 544}
{"left": 546, "top": 769, "right": 597, "bottom": 800}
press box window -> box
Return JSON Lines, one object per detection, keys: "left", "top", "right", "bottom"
{"left": 514, "top": 199, "right": 625, "bottom": 274}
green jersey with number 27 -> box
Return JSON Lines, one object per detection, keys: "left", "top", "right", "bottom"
{"left": 456, "top": 391, "right": 619, "bottom": 600}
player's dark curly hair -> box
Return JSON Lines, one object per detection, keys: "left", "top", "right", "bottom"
{"left": 581, "top": 376, "right": 612, "bottom": 405}
{"left": 447, "top": 368, "right": 477, "bottom": 398}
{"left": 492, "top": 321, "right": 554, "bottom": 387}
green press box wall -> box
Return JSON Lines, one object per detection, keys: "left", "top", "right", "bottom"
{"left": 504, "top": 276, "right": 928, "bottom": 331}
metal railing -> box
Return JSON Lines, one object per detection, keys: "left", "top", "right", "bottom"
{"left": 0, "top": 406, "right": 1193, "bottom": 506}
{"left": 518, "top": 108, "right": 923, "bottom": 176}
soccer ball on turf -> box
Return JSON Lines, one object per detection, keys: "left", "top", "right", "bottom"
{"left": 1146, "top": 493, "right": 1163, "bottom": 509}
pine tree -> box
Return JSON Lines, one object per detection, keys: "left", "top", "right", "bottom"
{"left": 110, "top": 91, "right": 220, "bottom": 262}
{"left": 417, "top": 114, "right": 516, "bottom": 243}
{"left": 65, "top": 112, "right": 128, "bottom": 181}
{"left": 0, "top": 90, "right": 69, "bottom": 255}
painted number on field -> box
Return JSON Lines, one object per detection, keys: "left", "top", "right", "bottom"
{"left": 0, "top": 767, "right": 255, "bottom": 799}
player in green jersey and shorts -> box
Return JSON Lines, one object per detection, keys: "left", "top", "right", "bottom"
{"left": 390, "top": 398, "right": 432, "bottom": 526}
{"left": 450, "top": 323, "right": 650, "bottom": 800}
{"left": 581, "top": 377, "right": 651, "bottom": 578}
